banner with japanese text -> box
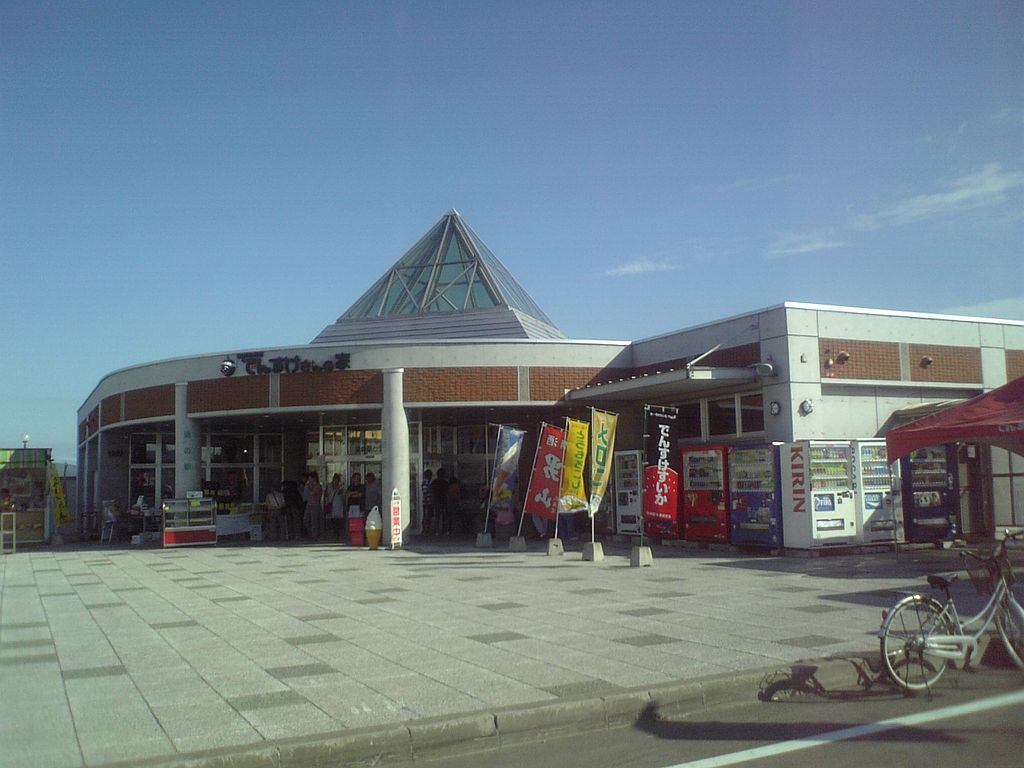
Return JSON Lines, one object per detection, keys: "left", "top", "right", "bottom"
{"left": 588, "top": 409, "right": 618, "bottom": 516}
{"left": 489, "top": 426, "right": 526, "bottom": 524}
{"left": 642, "top": 405, "right": 681, "bottom": 538}
{"left": 559, "top": 418, "right": 589, "bottom": 515}
{"left": 523, "top": 423, "right": 565, "bottom": 521}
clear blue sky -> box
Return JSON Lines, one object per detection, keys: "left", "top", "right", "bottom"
{"left": 2, "top": 1, "right": 1022, "bottom": 464}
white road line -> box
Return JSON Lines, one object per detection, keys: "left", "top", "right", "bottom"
{"left": 665, "top": 688, "right": 1024, "bottom": 768}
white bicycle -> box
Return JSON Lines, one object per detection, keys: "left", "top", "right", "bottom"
{"left": 878, "top": 530, "right": 1024, "bottom": 692}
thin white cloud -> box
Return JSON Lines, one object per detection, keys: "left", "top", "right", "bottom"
{"left": 717, "top": 173, "right": 796, "bottom": 195}
{"left": 604, "top": 259, "right": 679, "bottom": 277}
{"left": 849, "top": 163, "right": 1024, "bottom": 231}
{"left": 942, "top": 296, "right": 1024, "bottom": 321}
{"left": 766, "top": 235, "right": 847, "bottom": 258}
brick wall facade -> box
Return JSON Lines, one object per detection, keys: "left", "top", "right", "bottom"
{"left": 124, "top": 385, "right": 175, "bottom": 421}
{"left": 405, "top": 367, "right": 517, "bottom": 402}
{"left": 1007, "top": 350, "right": 1024, "bottom": 382}
{"left": 909, "top": 344, "right": 981, "bottom": 383}
{"left": 820, "top": 338, "right": 901, "bottom": 380}
{"left": 280, "top": 371, "right": 382, "bottom": 407}
{"left": 100, "top": 395, "right": 121, "bottom": 426}
{"left": 188, "top": 377, "right": 270, "bottom": 412}
{"left": 529, "top": 367, "right": 606, "bottom": 402}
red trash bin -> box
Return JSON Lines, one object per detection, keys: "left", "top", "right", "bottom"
{"left": 347, "top": 517, "right": 365, "bottom": 547}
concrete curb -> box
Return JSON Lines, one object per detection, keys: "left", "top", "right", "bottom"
{"left": 96, "top": 656, "right": 877, "bottom": 768}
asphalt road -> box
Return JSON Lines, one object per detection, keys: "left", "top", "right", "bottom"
{"left": 417, "top": 667, "right": 1024, "bottom": 768}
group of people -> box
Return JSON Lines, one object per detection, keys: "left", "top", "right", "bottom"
{"left": 264, "top": 471, "right": 381, "bottom": 542}
{"left": 421, "top": 468, "right": 464, "bottom": 536}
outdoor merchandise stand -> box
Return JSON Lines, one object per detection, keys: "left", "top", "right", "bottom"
{"left": 162, "top": 497, "right": 218, "bottom": 547}
{"left": 0, "top": 448, "right": 53, "bottom": 545}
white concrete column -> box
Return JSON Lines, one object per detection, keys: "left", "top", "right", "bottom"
{"left": 382, "top": 368, "right": 410, "bottom": 546}
{"left": 174, "top": 382, "right": 202, "bottom": 496}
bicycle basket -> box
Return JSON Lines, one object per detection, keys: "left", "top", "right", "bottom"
{"left": 964, "top": 554, "right": 999, "bottom": 596}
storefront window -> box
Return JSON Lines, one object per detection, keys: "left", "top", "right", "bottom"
{"left": 349, "top": 427, "right": 382, "bottom": 456}
{"left": 708, "top": 397, "right": 737, "bottom": 436}
{"left": 457, "top": 424, "right": 488, "bottom": 454}
{"left": 259, "top": 434, "right": 283, "bottom": 464}
{"left": 130, "top": 434, "right": 157, "bottom": 464}
{"left": 678, "top": 403, "right": 702, "bottom": 439}
{"left": 211, "top": 434, "right": 252, "bottom": 463}
{"left": 739, "top": 394, "right": 765, "bottom": 434}
{"left": 161, "top": 439, "right": 175, "bottom": 464}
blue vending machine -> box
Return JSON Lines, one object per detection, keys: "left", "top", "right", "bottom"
{"left": 899, "top": 444, "right": 961, "bottom": 543}
{"left": 728, "top": 444, "right": 783, "bottom": 547}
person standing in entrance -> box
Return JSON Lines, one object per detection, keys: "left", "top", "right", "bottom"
{"left": 429, "top": 468, "right": 449, "bottom": 536}
{"left": 420, "top": 469, "right": 434, "bottom": 535}
{"left": 364, "top": 472, "right": 382, "bottom": 517}
{"left": 324, "top": 473, "right": 345, "bottom": 540}
{"left": 304, "top": 472, "right": 323, "bottom": 540}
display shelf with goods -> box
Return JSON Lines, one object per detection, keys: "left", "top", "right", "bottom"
{"left": 162, "top": 498, "right": 217, "bottom": 547}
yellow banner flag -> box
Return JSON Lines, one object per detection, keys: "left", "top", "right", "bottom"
{"left": 558, "top": 418, "right": 589, "bottom": 514}
{"left": 49, "top": 464, "right": 72, "bottom": 525}
{"left": 589, "top": 409, "right": 618, "bottom": 516}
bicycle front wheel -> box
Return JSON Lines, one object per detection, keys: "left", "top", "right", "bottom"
{"left": 996, "top": 594, "right": 1024, "bottom": 673}
{"left": 880, "top": 595, "right": 953, "bottom": 691}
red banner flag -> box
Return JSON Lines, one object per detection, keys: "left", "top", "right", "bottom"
{"left": 523, "top": 423, "right": 565, "bottom": 521}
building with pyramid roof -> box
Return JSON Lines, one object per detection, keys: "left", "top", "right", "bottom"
{"left": 76, "top": 210, "right": 1024, "bottom": 546}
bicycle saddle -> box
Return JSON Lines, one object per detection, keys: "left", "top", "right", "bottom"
{"left": 927, "top": 573, "right": 955, "bottom": 591}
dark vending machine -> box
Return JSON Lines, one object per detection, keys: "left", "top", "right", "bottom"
{"left": 728, "top": 444, "right": 782, "bottom": 547}
{"left": 900, "top": 445, "right": 960, "bottom": 543}
{"left": 680, "top": 446, "right": 729, "bottom": 542}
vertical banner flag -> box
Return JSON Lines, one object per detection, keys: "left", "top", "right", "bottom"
{"left": 559, "top": 418, "right": 590, "bottom": 514}
{"left": 523, "top": 424, "right": 565, "bottom": 520}
{"left": 643, "top": 405, "right": 681, "bottom": 539}
{"left": 49, "top": 463, "right": 72, "bottom": 525}
{"left": 589, "top": 409, "right": 618, "bottom": 516}
{"left": 489, "top": 426, "right": 526, "bottom": 521}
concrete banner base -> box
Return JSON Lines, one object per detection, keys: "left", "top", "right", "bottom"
{"left": 547, "top": 538, "right": 564, "bottom": 556}
{"left": 630, "top": 545, "right": 654, "bottom": 567}
{"left": 582, "top": 542, "right": 604, "bottom": 561}
{"left": 508, "top": 536, "right": 527, "bottom": 552}
{"left": 475, "top": 533, "right": 493, "bottom": 548}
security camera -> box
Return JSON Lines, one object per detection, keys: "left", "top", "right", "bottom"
{"left": 220, "top": 358, "right": 236, "bottom": 377}
{"left": 752, "top": 362, "right": 776, "bottom": 377}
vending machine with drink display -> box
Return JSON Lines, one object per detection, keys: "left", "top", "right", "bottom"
{"left": 681, "top": 446, "right": 729, "bottom": 542}
{"left": 899, "top": 444, "right": 960, "bottom": 543}
{"left": 851, "top": 440, "right": 900, "bottom": 543}
{"left": 781, "top": 441, "right": 858, "bottom": 549}
{"left": 728, "top": 444, "right": 782, "bottom": 547}
{"left": 613, "top": 450, "right": 643, "bottom": 535}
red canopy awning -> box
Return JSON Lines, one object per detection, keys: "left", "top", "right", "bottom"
{"left": 886, "top": 376, "right": 1024, "bottom": 461}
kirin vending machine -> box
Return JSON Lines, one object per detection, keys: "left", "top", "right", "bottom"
{"left": 681, "top": 446, "right": 729, "bottom": 542}
{"left": 851, "top": 440, "right": 900, "bottom": 544}
{"left": 899, "top": 445, "right": 960, "bottom": 543}
{"left": 613, "top": 450, "right": 643, "bottom": 535}
{"left": 781, "top": 441, "right": 858, "bottom": 549}
{"left": 728, "top": 444, "right": 782, "bottom": 547}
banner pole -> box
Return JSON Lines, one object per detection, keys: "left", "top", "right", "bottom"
{"left": 516, "top": 424, "right": 545, "bottom": 538}
{"left": 483, "top": 424, "right": 498, "bottom": 535}
{"left": 640, "top": 405, "right": 648, "bottom": 549}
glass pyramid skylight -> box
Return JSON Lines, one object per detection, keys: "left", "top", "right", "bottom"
{"left": 311, "top": 210, "right": 564, "bottom": 343}
{"left": 340, "top": 210, "right": 557, "bottom": 327}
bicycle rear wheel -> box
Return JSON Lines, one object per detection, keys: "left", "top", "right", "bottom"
{"left": 996, "top": 594, "right": 1024, "bottom": 673}
{"left": 880, "top": 595, "right": 953, "bottom": 691}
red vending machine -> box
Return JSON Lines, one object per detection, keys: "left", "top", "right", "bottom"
{"left": 680, "top": 446, "right": 729, "bottom": 542}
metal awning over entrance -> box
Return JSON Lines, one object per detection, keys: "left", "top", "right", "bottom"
{"left": 564, "top": 366, "right": 759, "bottom": 403}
